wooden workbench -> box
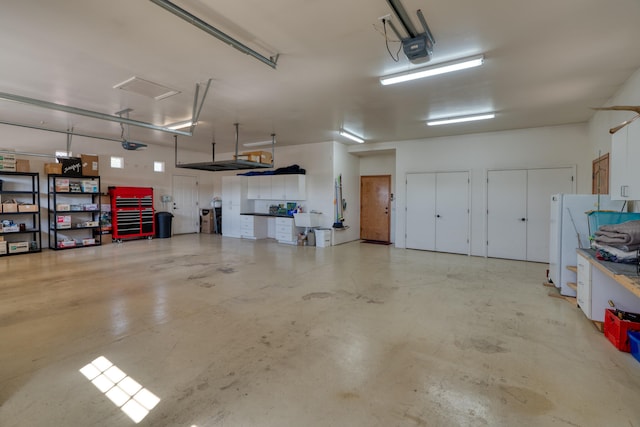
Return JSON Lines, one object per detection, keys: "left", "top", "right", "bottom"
{"left": 576, "top": 249, "right": 640, "bottom": 321}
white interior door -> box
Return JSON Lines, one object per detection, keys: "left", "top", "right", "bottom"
{"left": 526, "top": 168, "right": 574, "bottom": 262}
{"left": 487, "top": 170, "right": 527, "bottom": 260}
{"left": 172, "top": 175, "right": 198, "bottom": 235}
{"left": 435, "top": 172, "right": 470, "bottom": 254}
{"left": 406, "top": 173, "right": 436, "bottom": 250}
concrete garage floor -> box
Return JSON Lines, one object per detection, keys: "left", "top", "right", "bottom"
{"left": 1, "top": 235, "right": 639, "bottom": 426}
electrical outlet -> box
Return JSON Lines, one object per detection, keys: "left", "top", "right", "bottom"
{"left": 378, "top": 14, "right": 392, "bottom": 23}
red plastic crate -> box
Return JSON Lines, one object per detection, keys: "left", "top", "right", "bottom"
{"left": 604, "top": 309, "right": 640, "bottom": 352}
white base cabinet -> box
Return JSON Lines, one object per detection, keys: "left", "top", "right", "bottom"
{"left": 240, "top": 215, "right": 268, "bottom": 239}
{"left": 576, "top": 252, "right": 592, "bottom": 318}
{"left": 275, "top": 217, "right": 299, "bottom": 244}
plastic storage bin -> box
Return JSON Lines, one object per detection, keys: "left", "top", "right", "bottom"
{"left": 314, "top": 228, "right": 332, "bottom": 247}
{"left": 604, "top": 309, "right": 640, "bottom": 352}
{"left": 629, "top": 331, "right": 640, "bottom": 363}
{"left": 588, "top": 211, "right": 640, "bottom": 237}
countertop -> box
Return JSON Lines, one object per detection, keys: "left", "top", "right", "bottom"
{"left": 577, "top": 248, "right": 640, "bottom": 298}
{"left": 240, "top": 212, "right": 294, "bottom": 218}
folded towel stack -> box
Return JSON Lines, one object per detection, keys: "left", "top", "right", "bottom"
{"left": 593, "top": 220, "right": 640, "bottom": 263}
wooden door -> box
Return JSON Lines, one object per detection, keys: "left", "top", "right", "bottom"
{"left": 360, "top": 175, "right": 391, "bottom": 242}
{"left": 435, "top": 171, "right": 470, "bottom": 254}
{"left": 487, "top": 170, "right": 528, "bottom": 260}
{"left": 592, "top": 153, "right": 609, "bottom": 195}
{"left": 406, "top": 173, "right": 436, "bottom": 250}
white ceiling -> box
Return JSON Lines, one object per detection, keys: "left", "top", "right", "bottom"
{"left": 2, "top": 0, "right": 640, "bottom": 154}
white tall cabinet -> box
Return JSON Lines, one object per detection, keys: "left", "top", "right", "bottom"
{"left": 222, "top": 176, "right": 248, "bottom": 238}
{"left": 610, "top": 120, "right": 640, "bottom": 200}
{"left": 406, "top": 171, "right": 470, "bottom": 255}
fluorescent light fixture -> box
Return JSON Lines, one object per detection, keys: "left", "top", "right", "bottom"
{"left": 427, "top": 113, "right": 495, "bottom": 126}
{"left": 380, "top": 54, "right": 484, "bottom": 86}
{"left": 167, "top": 120, "right": 193, "bottom": 130}
{"left": 243, "top": 140, "right": 275, "bottom": 147}
{"left": 339, "top": 129, "right": 365, "bottom": 143}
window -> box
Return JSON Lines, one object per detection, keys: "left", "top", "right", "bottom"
{"left": 111, "top": 156, "right": 124, "bottom": 169}
{"left": 153, "top": 161, "right": 165, "bottom": 173}
{"left": 55, "top": 150, "right": 71, "bottom": 159}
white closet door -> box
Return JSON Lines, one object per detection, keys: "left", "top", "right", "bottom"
{"left": 526, "top": 168, "right": 574, "bottom": 262}
{"left": 487, "top": 170, "right": 527, "bottom": 260}
{"left": 435, "top": 171, "right": 469, "bottom": 254}
{"left": 406, "top": 173, "right": 436, "bottom": 250}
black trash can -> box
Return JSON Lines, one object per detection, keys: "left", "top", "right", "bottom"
{"left": 155, "top": 211, "right": 174, "bottom": 238}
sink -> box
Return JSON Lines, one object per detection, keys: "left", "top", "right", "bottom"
{"left": 293, "top": 212, "right": 321, "bottom": 227}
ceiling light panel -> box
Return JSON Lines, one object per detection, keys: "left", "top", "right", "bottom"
{"left": 113, "top": 77, "right": 180, "bottom": 100}
{"left": 427, "top": 113, "right": 495, "bottom": 126}
{"left": 380, "top": 55, "right": 484, "bottom": 86}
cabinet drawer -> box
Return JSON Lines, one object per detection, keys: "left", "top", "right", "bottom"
{"left": 276, "top": 232, "right": 294, "bottom": 241}
{"left": 275, "top": 217, "right": 292, "bottom": 227}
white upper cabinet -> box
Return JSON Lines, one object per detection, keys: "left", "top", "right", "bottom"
{"left": 610, "top": 121, "right": 640, "bottom": 200}
{"left": 247, "top": 175, "right": 306, "bottom": 200}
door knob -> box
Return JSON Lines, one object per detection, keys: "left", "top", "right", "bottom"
{"left": 520, "top": 218, "right": 526, "bottom": 221}
{"left": 436, "top": 214, "right": 441, "bottom": 218}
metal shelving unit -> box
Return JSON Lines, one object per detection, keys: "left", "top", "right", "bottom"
{"left": 0, "top": 171, "right": 41, "bottom": 256}
{"left": 47, "top": 175, "right": 102, "bottom": 250}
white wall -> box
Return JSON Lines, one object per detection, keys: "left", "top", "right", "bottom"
{"left": 332, "top": 142, "right": 361, "bottom": 245}
{"left": 352, "top": 123, "right": 591, "bottom": 255}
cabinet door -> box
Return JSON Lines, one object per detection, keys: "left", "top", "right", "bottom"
{"left": 285, "top": 175, "right": 305, "bottom": 200}
{"left": 259, "top": 176, "right": 272, "bottom": 199}
{"left": 271, "top": 176, "right": 285, "bottom": 199}
{"left": 247, "top": 176, "right": 261, "bottom": 199}
{"left": 610, "top": 125, "right": 629, "bottom": 200}
{"left": 487, "top": 170, "right": 527, "bottom": 260}
{"left": 434, "top": 172, "right": 469, "bottom": 255}
{"left": 626, "top": 121, "right": 640, "bottom": 199}
{"left": 406, "top": 173, "right": 436, "bottom": 250}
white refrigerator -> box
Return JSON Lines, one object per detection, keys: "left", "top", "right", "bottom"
{"left": 549, "top": 194, "right": 624, "bottom": 296}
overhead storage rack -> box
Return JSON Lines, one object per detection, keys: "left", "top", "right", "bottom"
{"left": 175, "top": 123, "right": 274, "bottom": 172}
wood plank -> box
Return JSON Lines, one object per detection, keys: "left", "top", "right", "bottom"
{"left": 592, "top": 321, "right": 604, "bottom": 332}
{"left": 548, "top": 291, "right": 578, "bottom": 306}
{"left": 566, "top": 265, "right": 577, "bottom": 273}
{"left": 567, "top": 282, "right": 578, "bottom": 291}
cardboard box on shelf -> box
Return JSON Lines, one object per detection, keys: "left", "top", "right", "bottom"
{"left": 54, "top": 178, "right": 70, "bottom": 192}
{"left": 8, "top": 241, "right": 29, "bottom": 254}
{"left": 81, "top": 181, "right": 99, "bottom": 193}
{"left": 81, "top": 154, "right": 99, "bottom": 176}
{"left": 59, "top": 157, "right": 82, "bottom": 177}
{"left": 44, "top": 163, "right": 63, "bottom": 175}
{"left": 240, "top": 150, "right": 273, "bottom": 164}
{"left": 18, "top": 204, "right": 38, "bottom": 212}
{"left": 81, "top": 238, "right": 96, "bottom": 246}
{"left": 0, "top": 154, "right": 16, "bottom": 161}
{"left": 58, "top": 240, "right": 76, "bottom": 248}
{"left": 16, "top": 159, "right": 30, "bottom": 172}
{"left": 56, "top": 204, "right": 70, "bottom": 211}
{"left": 0, "top": 163, "right": 16, "bottom": 172}
{"left": 2, "top": 203, "right": 18, "bottom": 213}
{"left": 0, "top": 241, "right": 7, "bottom": 255}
